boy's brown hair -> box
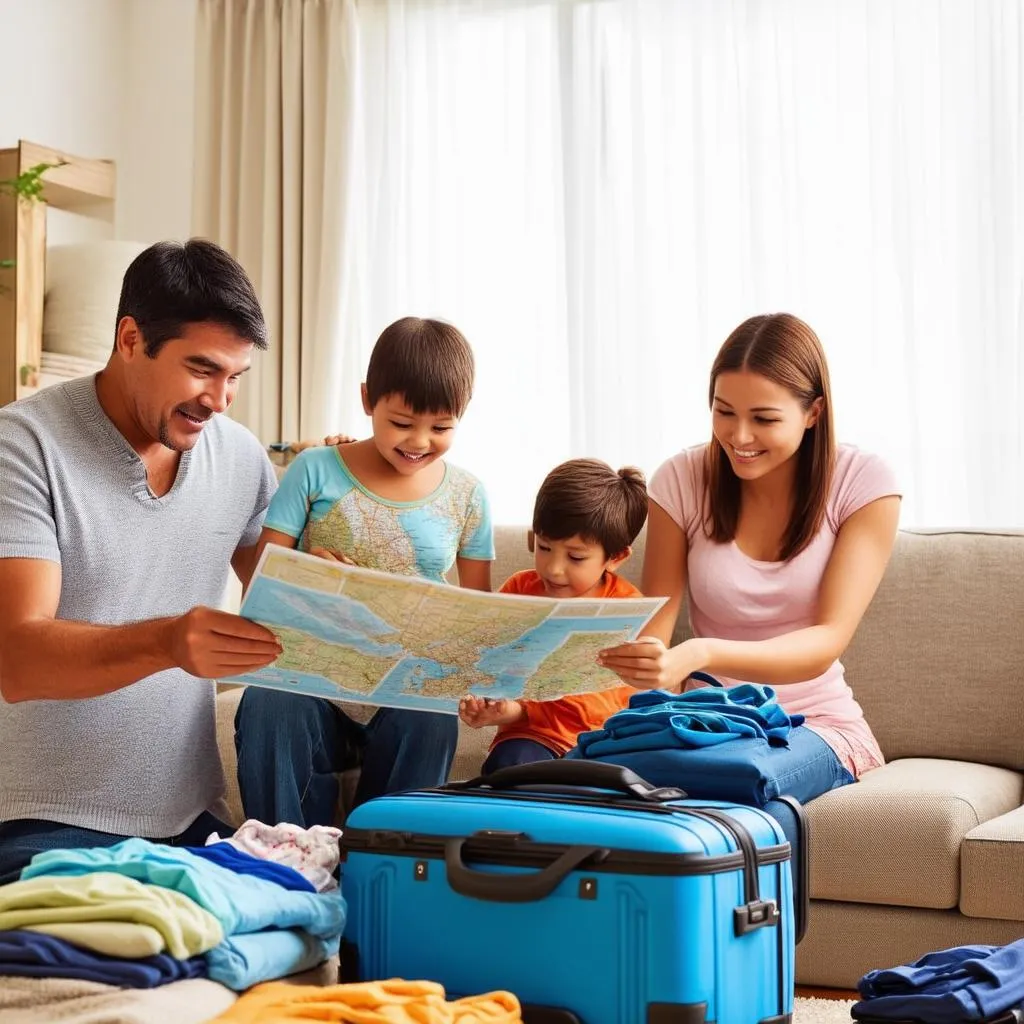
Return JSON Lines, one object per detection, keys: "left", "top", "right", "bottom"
{"left": 533, "top": 459, "right": 648, "bottom": 558}
{"left": 364, "top": 317, "right": 475, "bottom": 417}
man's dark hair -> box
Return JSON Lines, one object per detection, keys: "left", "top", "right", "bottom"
{"left": 533, "top": 459, "right": 648, "bottom": 558}
{"left": 114, "top": 238, "right": 268, "bottom": 356}
{"left": 364, "top": 317, "right": 474, "bottom": 417}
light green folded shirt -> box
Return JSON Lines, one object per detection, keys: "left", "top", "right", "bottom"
{"left": 0, "top": 872, "right": 223, "bottom": 958}
{"left": 25, "top": 921, "right": 169, "bottom": 959}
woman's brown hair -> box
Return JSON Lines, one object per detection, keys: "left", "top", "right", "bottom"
{"left": 702, "top": 313, "right": 836, "bottom": 561}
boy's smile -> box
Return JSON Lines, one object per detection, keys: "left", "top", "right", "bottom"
{"left": 362, "top": 392, "right": 458, "bottom": 478}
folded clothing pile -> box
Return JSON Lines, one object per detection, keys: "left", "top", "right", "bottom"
{"left": 853, "top": 939, "right": 1024, "bottom": 1023}
{"left": 573, "top": 683, "right": 805, "bottom": 757}
{"left": 0, "top": 826, "right": 345, "bottom": 992}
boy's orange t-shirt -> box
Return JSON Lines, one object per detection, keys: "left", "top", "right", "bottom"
{"left": 492, "top": 569, "right": 641, "bottom": 756}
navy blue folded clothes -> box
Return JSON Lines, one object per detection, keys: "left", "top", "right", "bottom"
{"left": 853, "top": 939, "right": 1024, "bottom": 1023}
{"left": 0, "top": 930, "right": 207, "bottom": 988}
{"left": 566, "top": 721, "right": 853, "bottom": 807}
{"left": 185, "top": 842, "right": 316, "bottom": 893}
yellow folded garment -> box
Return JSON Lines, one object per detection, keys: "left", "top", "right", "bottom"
{"left": 0, "top": 872, "right": 223, "bottom": 959}
{"left": 211, "top": 979, "right": 521, "bottom": 1023}
{"left": 25, "top": 920, "right": 168, "bottom": 958}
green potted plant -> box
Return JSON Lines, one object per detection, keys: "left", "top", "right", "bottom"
{"left": 0, "top": 160, "right": 65, "bottom": 296}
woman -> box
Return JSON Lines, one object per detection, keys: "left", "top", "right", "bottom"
{"left": 599, "top": 312, "right": 900, "bottom": 783}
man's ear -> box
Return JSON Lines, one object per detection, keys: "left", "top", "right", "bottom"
{"left": 527, "top": 530, "right": 535, "bottom": 553}
{"left": 605, "top": 545, "right": 632, "bottom": 572}
{"left": 360, "top": 383, "right": 373, "bottom": 417}
{"left": 115, "top": 316, "right": 144, "bottom": 360}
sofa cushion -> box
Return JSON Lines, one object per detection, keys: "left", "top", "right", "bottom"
{"left": 960, "top": 804, "right": 1024, "bottom": 922}
{"left": 807, "top": 758, "right": 1024, "bottom": 909}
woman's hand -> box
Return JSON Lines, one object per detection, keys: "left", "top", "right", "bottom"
{"left": 458, "top": 695, "right": 525, "bottom": 728}
{"left": 597, "top": 636, "right": 705, "bottom": 691}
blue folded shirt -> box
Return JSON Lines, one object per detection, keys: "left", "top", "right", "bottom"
{"left": 185, "top": 843, "right": 316, "bottom": 893}
{"left": 205, "top": 929, "right": 340, "bottom": 990}
{"left": 854, "top": 939, "right": 1024, "bottom": 1023}
{"left": 0, "top": 930, "right": 205, "bottom": 988}
{"left": 575, "top": 684, "right": 804, "bottom": 758}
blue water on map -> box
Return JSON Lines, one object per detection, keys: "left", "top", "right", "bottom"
{"left": 241, "top": 578, "right": 403, "bottom": 655}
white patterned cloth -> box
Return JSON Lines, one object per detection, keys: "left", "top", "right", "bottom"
{"left": 208, "top": 819, "right": 342, "bottom": 892}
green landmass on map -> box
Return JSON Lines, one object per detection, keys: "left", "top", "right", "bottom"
{"left": 264, "top": 623, "right": 400, "bottom": 694}
{"left": 521, "top": 631, "right": 629, "bottom": 700}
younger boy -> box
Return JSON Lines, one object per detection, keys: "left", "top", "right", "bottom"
{"left": 459, "top": 459, "right": 647, "bottom": 771}
{"left": 235, "top": 317, "right": 494, "bottom": 826}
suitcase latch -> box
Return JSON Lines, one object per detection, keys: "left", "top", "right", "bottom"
{"left": 734, "top": 898, "right": 779, "bottom": 935}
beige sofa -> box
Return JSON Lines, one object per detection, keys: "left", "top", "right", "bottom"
{"left": 215, "top": 526, "right": 1024, "bottom": 990}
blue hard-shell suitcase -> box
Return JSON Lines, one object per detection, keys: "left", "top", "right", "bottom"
{"left": 339, "top": 760, "right": 807, "bottom": 1024}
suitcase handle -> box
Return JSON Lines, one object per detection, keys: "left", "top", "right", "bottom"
{"left": 462, "top": 760, "right": 687, "bottom": 802}
{"left": 445, "top": 837, "right": 608, "bottom": 902}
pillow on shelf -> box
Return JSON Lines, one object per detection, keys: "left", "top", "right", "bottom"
{"left": 43, "top": 241, "right": 148, "bottom": 363}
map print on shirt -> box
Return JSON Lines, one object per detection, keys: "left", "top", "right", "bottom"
{"left": 266, "top": 446, "right": 493, "bottom": 585}
{"left": 230, "top": 547, "right": 665, "bottom": 714}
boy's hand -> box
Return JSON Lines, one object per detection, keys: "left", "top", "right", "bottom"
{"left": 288, "top": 435, "right": 357, "bottom": 452}
{"left": 308, "top": 547, "right": 359, "bottom": 567}
{"left": 459, "top": 695, "right": 525, "bottom": 728}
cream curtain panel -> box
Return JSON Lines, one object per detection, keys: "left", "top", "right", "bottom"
{"left": 192, "top": 0, "right": 357, "bottom": 442}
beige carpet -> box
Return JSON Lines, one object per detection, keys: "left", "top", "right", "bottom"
{"left": 795, "top": 997, "right": 856, "bottom": 1023}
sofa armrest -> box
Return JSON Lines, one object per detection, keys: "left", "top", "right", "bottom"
{"left": 960, "top": 802, "right": 1024, "bottom": 922}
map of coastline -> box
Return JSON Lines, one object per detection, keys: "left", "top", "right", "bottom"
{"left": 228, "top": 546, "right": 666, "bottom": 713}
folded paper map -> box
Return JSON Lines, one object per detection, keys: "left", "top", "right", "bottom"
{"left": 228, "top": 545, "right": 666, "bottom": 714}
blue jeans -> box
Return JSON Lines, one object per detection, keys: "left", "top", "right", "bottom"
{"left": 234, "top": 689, "right": 459, "bottom": 828}
{"left": 0, "top": 810, "right": 229, "bottom": 887}
{"left": 482, "top": 738, "right": 560, "bottom": 774}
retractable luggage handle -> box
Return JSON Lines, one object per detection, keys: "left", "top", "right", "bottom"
{"left": 455, "top": 759, "right": 687, "bottom": 802}
{"left": 444, "top": 837, "right": 609, "bottom": 903}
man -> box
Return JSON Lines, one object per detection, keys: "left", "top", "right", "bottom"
{"left": 0, "top": 239, "right": 282, "bottom": 883}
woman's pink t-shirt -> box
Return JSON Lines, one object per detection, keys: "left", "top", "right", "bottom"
{"left": 649, "top": 444, "right": 901, "bottom": 777}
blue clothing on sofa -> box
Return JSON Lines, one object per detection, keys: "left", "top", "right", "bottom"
{"left": 575, "top": 685, "right": 805, "bottom": 756}
{"left": 853, "top": 940, "right": 1024, "bottom": 1023}
{"left": 0, "top": 930, "right": 205, "bottom": 988}
{"left": 568, "top": 718, "right": 853, "bottom": 808}
{"left": 184, "top": 842, "right": 316, "bottom": 893}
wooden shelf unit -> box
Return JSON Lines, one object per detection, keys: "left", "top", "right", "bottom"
{"left": 0, "top": 141, "right": 116, "bottom": 406}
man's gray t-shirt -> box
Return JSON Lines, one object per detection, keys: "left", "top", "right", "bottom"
{"left": 0, "top": 374, "right": 277, "bottom": 836}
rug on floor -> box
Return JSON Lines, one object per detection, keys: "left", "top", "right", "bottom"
{"left": 795, "top": 996, "right": 856, "bottom": 1023}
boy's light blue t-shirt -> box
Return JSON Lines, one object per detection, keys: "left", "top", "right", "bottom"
{"left": 265, "top": 447, "right": 494, "bottom": 583}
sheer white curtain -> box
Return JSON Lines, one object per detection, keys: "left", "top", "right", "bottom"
{"left": 321, "top": 0, "right": 1024, "bottom": 527}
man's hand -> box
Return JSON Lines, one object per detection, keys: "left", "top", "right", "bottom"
{"left": 459, "top": 695, "right": 525, "bottom": 728}
{"left": 165, "top": 607, "right": 283, "bottom": 679}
